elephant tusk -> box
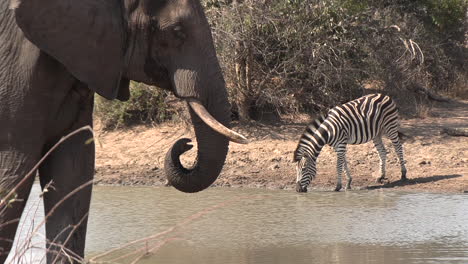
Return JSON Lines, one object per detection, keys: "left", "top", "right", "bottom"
{"left": 187, "top": 99, "right": 249, "bottom": 144}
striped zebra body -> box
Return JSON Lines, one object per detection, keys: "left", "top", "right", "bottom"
{"left": 294, "top": 93, "right": 407, "bottom": 192}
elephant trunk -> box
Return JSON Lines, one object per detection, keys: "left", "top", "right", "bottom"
{"left": 164, "top": 74, "right": 233, "bottom": 193}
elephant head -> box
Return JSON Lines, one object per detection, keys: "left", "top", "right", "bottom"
{"left": 11, "top": 0, "right": 247, "bottom": 193}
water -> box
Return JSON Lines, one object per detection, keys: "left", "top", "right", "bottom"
{"left": 8, "top": 184, "right": 468, "bottom": 264}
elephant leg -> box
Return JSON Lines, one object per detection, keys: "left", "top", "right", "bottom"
{"left": 38, "top": 86, "right": 95, "bottom": 264}
{"left": 0, "top": 152, "right": 38, "bottom": 263}
{"left": 38, "top": 128, "right": 94, "bottom": 264}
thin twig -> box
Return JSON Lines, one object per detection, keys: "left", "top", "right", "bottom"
{"left": 105, "top": 237, "right": 183, "bottom": 263}
{"left": 130, "top": 237, "right": 181, "bottom": 264}
{"left": 0, "top": 126, "right": 93, "bottom": 209}
{"left": 89, "top": 194, "right": 263, "bottom": 262}
{"left": 11, "top": 180, "right": 93, "bottom": 263}
{"left": 14, "top": 196, "right": 42, "bottom": 264}
{"left": 50, "top": 213, "right": 89, "bottom": 264}
{"left": 0, "top": 219, "right": 20, "bottom": 230}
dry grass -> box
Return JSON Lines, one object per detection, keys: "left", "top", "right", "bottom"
{"left": 414, "top": 102, "right": 433, "bottom": 119}
{"left": 1, "top": 127, "right": 94, "bottom": 264}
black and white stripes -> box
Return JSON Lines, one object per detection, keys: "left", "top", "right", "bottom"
{"left": 294, "top": 93, "right": 407, "bottom": 192}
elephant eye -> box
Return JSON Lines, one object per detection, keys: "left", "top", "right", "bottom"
{"left": 173, "top": 25, "right": 186, "bottom": 41}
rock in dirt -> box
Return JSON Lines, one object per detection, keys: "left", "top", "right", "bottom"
{"left": 441, "top": 127, "right": 468, "bottom": 137}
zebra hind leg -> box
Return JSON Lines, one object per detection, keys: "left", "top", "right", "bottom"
{"left": 373, "top": 138, "right": 387, "bottom": 183}
{"left": 343, "top": 157, "right": 353, "bottom": 190}
{"left": 391, "top": 133, "right": 408, "bottom": 181}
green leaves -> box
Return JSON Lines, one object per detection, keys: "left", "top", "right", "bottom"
{"left": 426, "top": 0, "right": 466, "bottom": 32}
{"left": 94, "top": 82, "right": 172, "bottom": 129}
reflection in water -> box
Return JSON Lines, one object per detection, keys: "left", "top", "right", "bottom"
{"left": 9, "top": 184, "right": 468, "bottom": 264}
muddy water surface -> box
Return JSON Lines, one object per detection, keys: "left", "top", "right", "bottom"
{"left": 10, "top": 184, "right": 468, "bottom": 263}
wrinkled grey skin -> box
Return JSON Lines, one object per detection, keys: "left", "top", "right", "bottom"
{"left": 0, "top": 0, "right": 232, "bottom": 262}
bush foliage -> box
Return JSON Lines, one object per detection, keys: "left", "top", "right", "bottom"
{"left": 206, "top": 0, "right": 467, "bottom": 120}
{"left": 94, "top": 82, "right": 173, "bottom": 129}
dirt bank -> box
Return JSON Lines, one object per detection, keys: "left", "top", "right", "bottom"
{"left": 94, "top": 100, "right": 468, "bottom": 193}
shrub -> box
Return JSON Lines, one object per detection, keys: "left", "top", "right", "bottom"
{"left": 94, "top": 82, "right": 173, "bottom": 129}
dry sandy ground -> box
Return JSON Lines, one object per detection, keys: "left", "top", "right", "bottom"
{"left": 94, "top": 100, "right": 468, "bottom": 193}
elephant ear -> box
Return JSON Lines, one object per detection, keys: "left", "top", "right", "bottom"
{"left": 11, "top": 0, "right": 127, "bottom": 100}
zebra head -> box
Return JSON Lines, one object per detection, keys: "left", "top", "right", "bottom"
{"left": 294, "top": 114, "right": 327, "bottom": 193}
{"left": 295, "top": 156, "right": 317, "bottom": 193}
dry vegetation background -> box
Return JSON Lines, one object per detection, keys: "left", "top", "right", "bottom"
{"left": 95, "top": 0, "right": 467, "bottom": 127}
{"left": 93, "top": 0, "right": 467, "bottom": 193}
{"left": 90, "top": 0, "right": 468, "bottom": 193}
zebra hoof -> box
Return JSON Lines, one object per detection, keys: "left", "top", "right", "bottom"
{"left": 296, "top": 183, "right": 308, "bottom": 193}
{"left": 345, "top": 179, "right": 352, "bottom": 191}
{"left": 334, "top": 185, "right": 342, "bottom": 192}
{"left": 401, "top": 171, "right": 407, "bottom": 181}
{"left": 164, "top": 179, "right": 171, "bottom": 187}
{"left": 376, "top": 177, "right": 387, "bottom": 184}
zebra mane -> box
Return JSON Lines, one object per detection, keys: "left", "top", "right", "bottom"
{"left": 308, "top": 112, "right": 327, "bottom": 132}
{"left": 293, "top": 112, "right": 327, "bottom": 162}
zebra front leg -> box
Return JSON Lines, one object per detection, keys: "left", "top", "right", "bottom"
{"left": 390, "top": 135, "right": 407, "bottom": 181}
{"left": 334, "top": 145, "right": 347, "bottom": 191}
{"left": 343, "top": 157, "right": 352, "bottom": 190}
{"left": 373, "top": 138, "right": 387, "bottom": 183}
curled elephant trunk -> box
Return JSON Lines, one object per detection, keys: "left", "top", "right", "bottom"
{"left": 164, "top": 96, "right": 245, "bottom": 193}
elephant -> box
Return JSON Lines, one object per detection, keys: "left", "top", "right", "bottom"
{"left": 0, "top": 0, "right": 247, "bottom": 262}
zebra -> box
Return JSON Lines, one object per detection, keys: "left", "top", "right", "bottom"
{"left": 293, "top": 93, "right": 407, "bottom": 192}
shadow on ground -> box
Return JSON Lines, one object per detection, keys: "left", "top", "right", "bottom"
{"left": 365, "top": 174, "right": 462, "bottom": 190}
